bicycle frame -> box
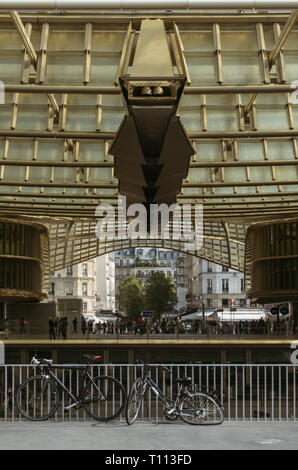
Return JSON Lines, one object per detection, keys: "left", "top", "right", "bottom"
{"left": 36, "top": 364, "right": 105, "bottom": 410}
{"left": 141, "top": 373, "right": 187, "bottom": 415}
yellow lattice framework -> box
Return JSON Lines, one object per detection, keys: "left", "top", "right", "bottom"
{"left": 0, "top": 8, "right": 297, "bottom": 296}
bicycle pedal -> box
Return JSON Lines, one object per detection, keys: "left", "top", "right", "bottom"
{"left": 64, "top": 402, "right": 82, "bottom": 412}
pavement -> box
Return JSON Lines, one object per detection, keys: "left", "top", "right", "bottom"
{"left": 0, "top": 421, "right": 297, "bottom": 451}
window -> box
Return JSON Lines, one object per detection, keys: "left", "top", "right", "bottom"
{"left": 207, "top": 278, "right": 212, "bottom": 293}
{"left": 82, "top": 282, "right": 88, "bottom": 296}
{"left": 66, "top": 281, "right": 73, "bottom": 296}
{"left": 222, "top": 299, "right": 229, "bottom": 308}
{"left": 222, "top": 279, "right": 229, "bottom": 293}
{"left": 49, "top": 282, "right": 55, "bottom": 296}
{"left": 222, "top": 265, "right": 229, "bottom": 272}
{"left": 66, "top": 266, "right": 73, "bottom": 276}
{"left": 241, "top": 278, "right": 245, "bottom": 292}
{"left": 83, "top": 302, "right": 88, "bottom": 312}
{"left": 207, "top": 262, "right": 212, "bottom": 272}
{"left": 207, "top": 298, "right": 212, "bottom": 308}
{"left": 82, "top": 263, "right": 88, "bottom": 277}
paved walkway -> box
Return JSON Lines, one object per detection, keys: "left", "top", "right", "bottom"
{"left": 0, "top": 421, "right": 297, "bottom": 451}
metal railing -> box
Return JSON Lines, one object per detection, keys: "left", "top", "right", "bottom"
{"left": 0, "top": 363, "right": 297, "bottom": 423}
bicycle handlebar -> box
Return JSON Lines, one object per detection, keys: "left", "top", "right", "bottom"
{"left": 136, "top": 360, "right": 171, "bottom": 374}
{"left": 31, "top": 357, "right": 53, "bottom": 367}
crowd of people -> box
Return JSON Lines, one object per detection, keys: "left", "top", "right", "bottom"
{"left": 48, "top": 315, "right": 297, "bottom": 338}
{"left": 48, "top": 316, "right": 69, "bottom": 340}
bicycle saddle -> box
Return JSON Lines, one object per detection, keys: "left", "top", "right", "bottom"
{"left": 83, "top": 354, "right": 102, "bottom": 362}
{"left": 176, "top": 377, "right": 192, "bottom": 385}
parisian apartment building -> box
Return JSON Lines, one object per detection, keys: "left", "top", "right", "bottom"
{"left": 49, "top": 254, "right": 116, "bottom": 316}
{"left": 186, "top": 256, "right": 250, "bottom": 310}
{"left": 95, "top": 253, "right": 116, "bottom": 312}
{"left": 49, "top": 260, "right": 97, "bottom": 316}
{"left": 115, "top": 247, "right": 188, "bottom": 311}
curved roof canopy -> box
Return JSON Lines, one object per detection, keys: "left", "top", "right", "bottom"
{"left": 0, "top": 7, "right": 297, "bottom": 276}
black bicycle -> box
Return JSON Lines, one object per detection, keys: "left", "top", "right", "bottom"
{"left": 16, "top": 354, "right": 126, "bottom": 422}
{"left": 126, "top": 361, "right": 224, "bottom": 425}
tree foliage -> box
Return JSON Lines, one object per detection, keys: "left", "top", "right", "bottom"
{"left": 144, "top": 272, "right": 177, "bottom": 318}
{"left": 117, "top": 275, "right": 144, "bottom": 320}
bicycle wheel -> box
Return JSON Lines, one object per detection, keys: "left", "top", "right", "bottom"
{"left": 126, "top": 378, "right": 144, "bottom": 425}
{"left": 180, "top": 391, "right": 224, "bottom": 425}
{"left": 83, "top": 375, "right": 126, "bottom": 422}
{"left": 16, "top": 375, "right": 59, "bottom": 421}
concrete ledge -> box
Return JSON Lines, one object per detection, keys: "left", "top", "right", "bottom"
{"left": 1, "top": 337, "right": 296, "bottom": 346}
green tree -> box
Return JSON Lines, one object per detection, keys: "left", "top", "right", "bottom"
{"left": 144, "top": 272, "right": 177, "bottom": 319}
{"left": 117, "top": 275, "right": 145, "bottom": 320}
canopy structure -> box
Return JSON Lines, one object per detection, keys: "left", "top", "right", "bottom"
{"left": 0, "top": 7, "right": 297, "bottom": 296}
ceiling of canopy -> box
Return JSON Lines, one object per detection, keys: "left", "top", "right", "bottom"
{"left": 0, "top": 9, "right": 297, "bottom": 273}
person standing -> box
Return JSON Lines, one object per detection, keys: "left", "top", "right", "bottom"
{"left": 62, "top": 317, "right": 68, "bottom": 340}
{"left": 72, "top": 317, "right": 78, "bottom": 334}
{"left": 49, "top": 317, "right": 56, "bottom": 340}
{"left": 54, "top": 317, "right": 58, "bottom": 337}
{"left": 58, "top": 317, "right": 63, "bottom": 339}
{"left": 81, "top": 316, "right": 87, "bottom": 335}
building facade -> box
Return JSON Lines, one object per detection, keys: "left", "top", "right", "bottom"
{"left": 50, "top": 256, "right": 116, "bottom": 317}
{"left": 49, "top": 260, "right": 97, "bottom": 316}
{"left": 115, "top": 248, "right": 188, "bottom": 311}
{"left": 187, "top": 256, "right": 248, "bottom": 310}
{"left": 95, "top": 253, "right": 116, "bottom": 312}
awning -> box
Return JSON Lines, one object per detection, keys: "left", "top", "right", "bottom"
{"left": 178, "top": 310, "right": 218, "bottom": 321}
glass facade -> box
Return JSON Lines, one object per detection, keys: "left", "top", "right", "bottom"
{"left": 246, "top": 220, "right": 298, "bottom": 302}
